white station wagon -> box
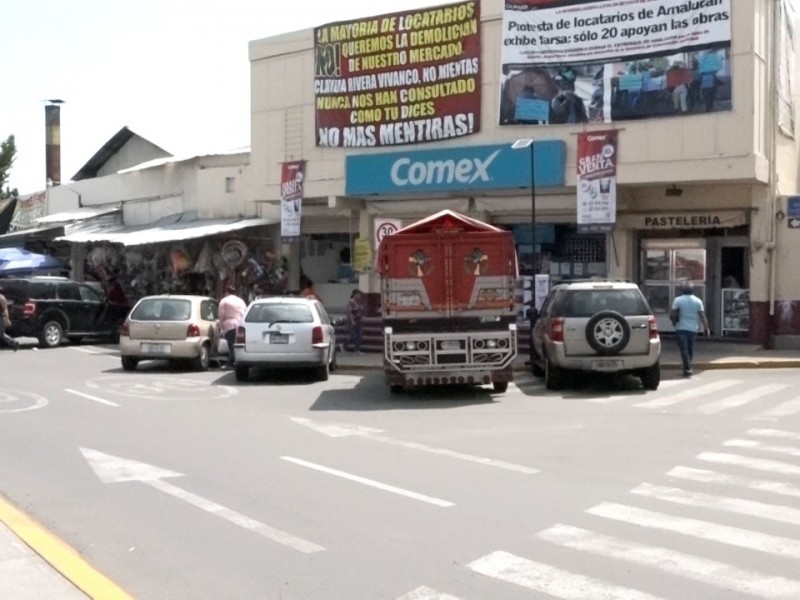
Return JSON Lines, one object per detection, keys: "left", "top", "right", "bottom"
{"left": 233, "top": 296, "right": 337, "bottom": 382}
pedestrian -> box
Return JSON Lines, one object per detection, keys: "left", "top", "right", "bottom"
{"left": 669, "top": 283, "right": 710, "bottom": 377}
{"left": 0, "top": 285, "right": 20, "bottom": 352}
{"left": 343, "top": 289, "right": 365, "bottom": 354}
{"left": 300, "top": 274, "right": 322, "bottom": 303}
{"left": 219, "top": 283, "right": 246, "bottom": 368}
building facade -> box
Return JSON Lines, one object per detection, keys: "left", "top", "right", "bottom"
{"left": 249, "top": 0, "right": 800, "bottom": 344}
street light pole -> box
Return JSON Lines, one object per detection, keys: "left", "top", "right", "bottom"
{"left": 511, "top": 138, "right": 536, "bottom": 274}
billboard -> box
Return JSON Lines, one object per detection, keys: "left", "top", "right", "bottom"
{"left": 314, "top": 1, "right": 481, "bottom": 147}
{"left": 500, "top": 0, "right": 732, "bottom": 125}
{"left": 576, "top": 130, "right": 617, "bottom": 232}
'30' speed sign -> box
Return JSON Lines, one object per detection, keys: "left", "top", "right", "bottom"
{"left": 374, "top": 219, "right": 402, "bottom": 248}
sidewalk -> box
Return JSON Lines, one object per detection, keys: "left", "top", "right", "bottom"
{"left": 4, "top": 339, "right": 800, "bottom": 599}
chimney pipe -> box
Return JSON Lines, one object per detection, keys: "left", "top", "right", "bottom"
{"left": 45, "top": 100, "right": 63, "bottom": 187}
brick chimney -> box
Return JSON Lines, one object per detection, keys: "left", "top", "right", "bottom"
{"left": 45, "top": 100, "right": 64, "bottom": 186}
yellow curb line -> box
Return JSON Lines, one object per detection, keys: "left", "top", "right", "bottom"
{"left": 0, "top": 494, "right": 132, "bottom": 599}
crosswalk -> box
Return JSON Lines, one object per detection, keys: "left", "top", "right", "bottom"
{"left": 395, "top": 426, "right": 800, "bottom": 599}
{"left": 510, "top": 372, "right": 800, "bottom": 418}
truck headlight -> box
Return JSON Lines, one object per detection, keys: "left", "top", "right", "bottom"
{"left": 405, "top": 341, "right": 417, "bottom": 351}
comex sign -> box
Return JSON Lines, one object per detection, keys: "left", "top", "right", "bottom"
{"left": 390, "top": 150, "right": 501, "bottom": 187}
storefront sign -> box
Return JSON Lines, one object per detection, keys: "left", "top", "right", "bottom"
{"left": 499, "top": 0, "right": 732, "bottom": 126}
{"left": 346, "top": 141, "right": 565, "bottom": 195}
{"left": 8, "top": 191, "right": 46, "bottom": 231}
{"left": 620, "top": 211, "right": 748, "bottom": 230}
{"left": 314, "top": 1, "right": 481, "bottom": 148}
{"left": 280, "top": 161, "right": 305, "bottom": 242}
{"left": 577, "top": 130, "right": 617, "bottom": 232}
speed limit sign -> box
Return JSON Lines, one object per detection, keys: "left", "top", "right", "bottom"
{"left": 374, "top": 219, "right": 402, "bottom": 248}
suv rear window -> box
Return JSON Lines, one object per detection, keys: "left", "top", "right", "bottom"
{"left": 131, "top": 299, "right": 192, "bottom": 321}
{"left": 552, "top": 289, "right": 651, "bottom": 317}
{"left": 246, "top": 303, "right": 313, "bottom": 324}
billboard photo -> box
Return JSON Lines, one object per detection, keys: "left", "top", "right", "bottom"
{"left": 500, "top": 0, "right": 732, "bottom": 125}
{"left": 314, "top": 1, "right": 481, "bottom": 147}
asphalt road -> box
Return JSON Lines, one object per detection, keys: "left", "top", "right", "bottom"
{"left": 1, "top": 344, "right": 799, "bottom": 599}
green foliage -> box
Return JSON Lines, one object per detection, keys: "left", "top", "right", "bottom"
{"left": 1, "top": 134, "right": 19, "bottom": 201}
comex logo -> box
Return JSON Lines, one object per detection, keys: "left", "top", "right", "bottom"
{"left": 390, "top": 150, "right": 501, "bottom": 187}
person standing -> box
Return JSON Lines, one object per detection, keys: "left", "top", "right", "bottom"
{"left": 0, "top": 285, "right": 20, "bottom": 351}
{"left": 669, "top": 283, "right": 710, "bottom": 377}
{"left": 219, "top": 284, "right": 246, "bottom": 367}
{"left": 344, "top": 289, "right": 365, "bottom": 354}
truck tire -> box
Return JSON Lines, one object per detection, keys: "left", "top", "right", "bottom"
{"left": 545, "top": 357, "right": 566, "bottom": 390}
{"left": 585, "top": 311, "right": 630, "bottom": 356}
{"left": 39, "top": 319, "right": 64, "bottom": 348}
{"left": 492, "top": 381, "right": 509, "bottom": 393}
{"left": 235, "top": 364, "right": 250, "bottom": 382}
{"left": 390, "top": 384, "right": 404, "bottom": 394}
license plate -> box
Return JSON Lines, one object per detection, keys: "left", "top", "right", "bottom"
{"left": 593, "top": 359, "right": 622, "bottom": 371}
{"left": 440, "top": 340, "right": 461, "bottom": 350}
{"left": 141, "top": 343, "right": 170, "bottom": 354}
{"left": 270, "top": 333, "right": 289, "bottom": 344}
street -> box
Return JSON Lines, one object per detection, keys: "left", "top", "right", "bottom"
{"left": 1, "top": 344, "right": 800, "bottom": 599}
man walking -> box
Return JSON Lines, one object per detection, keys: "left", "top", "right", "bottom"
{"left": 669, "top": 283, "right": 710, "bottom": 377}
{"left": 0, "top": 285, "right": 20, "bottom": 351}
{"left": 219, "top": 284, "right": 246, "bottom": 368}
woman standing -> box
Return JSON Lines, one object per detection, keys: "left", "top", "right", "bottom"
{"left": 344, "top": 289, "right": 365, "bottom": 354}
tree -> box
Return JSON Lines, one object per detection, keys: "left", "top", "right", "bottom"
{"left": 1, "top": 134, "right": 19, "bottom": 201}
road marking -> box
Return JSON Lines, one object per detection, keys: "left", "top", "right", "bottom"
{"left": 0, "top": 389, "right": 49, "bottom": 413}
{"left": 537, "top": 524, "right": 800, "bottom": 599}
{"left": 584, "top": 380, "right": 687, "bottom": 404}
{"left": 467, "top": 550, "right": 663, "bottom": 600}
{"left": 86, "top": 376, "right": 237, "bottom": 400}
{"left": 290, "top": 417, "right": 539, "bottom": 474}
{"left": 694, "top": 384, "right": 789, "bottom": 414}
{"left": 723, "top": 439, "right": 800, "bottom": 457}
{"left": 65, "top": 389, "right": 119, "bottom": 407}
{"left": 395, "top": 586, "right": 461, "bottom": 600}
{"left": 588, "top": 502, "right": 800, "bottom": 559}
{"left": 68, "top": 346, "right": 118, "bottom": 358}
{"left": 0, "top": 492, "right": 132, "bottom": 599}
{"left": 81, "top": 448, "right": 324, "bottom": 553}
{"left": 631, "top": 482, "right": 800, "bottom": 525}
{"left": 281, "top": 456, "right": 454, "bottom": 507}
{"left": 698, "top": 452, "right": 800, "bottom": 476}
{"left": 752, "top": 398, "right": 800, "bottom": 419}
{"left": 748, "top": 428, "right": 800, "bottom": 442}
{"left": 667, "top": 466, "right": 800, "bottom": 498}
{"left": 634, "top": 380, "right": 740, "bottom": 409}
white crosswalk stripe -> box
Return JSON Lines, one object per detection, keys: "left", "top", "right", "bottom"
{"left": 634, "top": 380, "right": 741, "bottom": 408}
{"left": 748, "top": 428, "right": 800, "bottom": 442}
{"left": 694, "top": 383, "right": 790, "bottom": 414}
{"left": 698, "top": 451, "right": 800, "bottom": 476}
{"left": 536, "top": 524, "right": 800, "bottom": 599}
{"left": 667, "top": 465, "right": 800, "bottom": 498}
{"left": 630, "top": 482, "right": 800, "bottom": 525}
{"left": 587, "top": 502, "right": 800, "bottom": 559}
{"left": 752, "top": 397, "right": 800, "bottom": 419}
{"left": 723, "top": 438, "right": 800, "bottom": 457}
{"left": 467, "top": 550, "right": 663, "bottom": 600}
{"left": 394, "top": 586, "right": 461, "bottom": 600}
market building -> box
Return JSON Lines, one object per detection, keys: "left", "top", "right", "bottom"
{"left": 248, "top": 0, "right": 800, "bottom": 346}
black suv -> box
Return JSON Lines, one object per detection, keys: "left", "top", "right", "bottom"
{"left": 1, "top": 276, "right": 130, "bottom": 348}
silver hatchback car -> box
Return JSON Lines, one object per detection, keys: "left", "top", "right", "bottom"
{"left": 119, "top": 295, "right": 223, "bottom": 371}
{"left": 233, "top": 296, "right": 336, "bottom": 382}
{"left": 530, "top": 281, "right": 661, "bottom": 390}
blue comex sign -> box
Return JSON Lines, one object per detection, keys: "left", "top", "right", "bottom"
{"left": 345, "top": 141, "right": 566, "bottom": 196}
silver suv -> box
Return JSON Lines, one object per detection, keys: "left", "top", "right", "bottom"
{"left": 529, "top": 280, "right": 661, "bottom": 390}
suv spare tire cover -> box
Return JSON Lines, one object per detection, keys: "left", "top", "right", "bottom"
{"left": 585, "top": 310, "right": 631, "bottom": 355}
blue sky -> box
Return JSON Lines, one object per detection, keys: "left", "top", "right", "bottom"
{"left": 1, "top": 0, "right": 448, "bottom": 195}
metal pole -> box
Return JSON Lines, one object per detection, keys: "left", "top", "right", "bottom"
{"left": 530, "top": 142, "right": 536, "bottom": 274}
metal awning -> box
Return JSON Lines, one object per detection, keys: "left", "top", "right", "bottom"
{"left": 56, "top": 217, "right": 278, "bottom": 246}
{"left": 36, "top": 206, "right": 121, "bottom": 224}
{"left": 0, "top": 224, "right": 66, "bottom": 244}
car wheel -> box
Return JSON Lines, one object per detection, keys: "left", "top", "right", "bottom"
{"left": 545, "top": 357, "right": 565, "bottom": 390}
{"left": 640, "top": 361, "right": 661, "bottom": 390}
{"left": 121, "top": 356, "right": 138, "bottom": 371}
{"left": 492, "top": 381, "right": 509, "bottom": 393}
{"left": 192, "top": 344, "right": 210, "bottom": 371}
{"left": 67, "top": 336, "right": 84, "bottom": 345}
{"left": 585, "top": 310, "right": 631, "bottom": 355}
{"left": 234, "top": 364, "right": 250, "bottom": 382}
{"left": 39, "top": 320, "right": 64, "bottom": 348}
{"left": 329, "top": 346, "right": 338, "bottom": 373}
{"left": 316, "top": 360, "right": 330, "bottom": 382}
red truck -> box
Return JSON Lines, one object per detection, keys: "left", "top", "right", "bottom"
{"left": 377, "top": 210, "right": 519, "bottom": 393}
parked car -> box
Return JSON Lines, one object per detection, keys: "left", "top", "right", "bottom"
{"left": 0, "top": 276, "right": 129, "bottom": 348}
{"left": 119, "top": 295, "right": 223, "bottom": 371}
{"left": 530, "top": 280, "right": 661, "bottom": 390}
{"left": 233, "top": 296, "right": 336, "bottom": 382}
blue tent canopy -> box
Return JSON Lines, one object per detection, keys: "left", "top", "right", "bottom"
{"left": 0, "top": 248, "right": 66, "bottom": 275}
